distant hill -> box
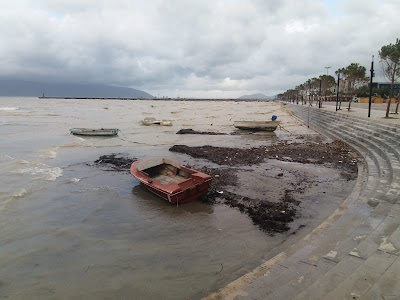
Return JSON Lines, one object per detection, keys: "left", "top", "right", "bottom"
{"left": 238, "top": 93, "right": 271, "bottom": 100}
{"left": 0, "top": 79, "right": 153, "bottom": 98}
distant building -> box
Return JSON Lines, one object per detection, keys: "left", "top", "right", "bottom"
{"left": 371, "top": 82, "right": 400, "bottom": 94}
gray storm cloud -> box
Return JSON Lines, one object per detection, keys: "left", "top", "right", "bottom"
{"left": 0, "top": 0, "right": 399, "bottom": 97}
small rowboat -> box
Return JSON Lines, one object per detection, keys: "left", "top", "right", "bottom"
{"left": 233, "top": 120, "right": 280, "bottom": 132}
{"left": 130, "top": 158, "right": 212, "bottom": 204}
{"left": 141, "top": 117, "right": 173, "bottom": 126}
{"left": 70, "top": 128, "right": 119, "bottom": 136}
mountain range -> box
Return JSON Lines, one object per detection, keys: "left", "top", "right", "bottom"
{"left": 0, "top": 79, "right": 277, "bottom": 100}
{"left": 237, "top": 93, "right": 272, "bottom": 100}
{"left": 0, "top": 79, "right": 153, "bottom": 98}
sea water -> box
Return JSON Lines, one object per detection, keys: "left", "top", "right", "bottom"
{"left": 0, "top": 97, "right": 300, "bottom": 299}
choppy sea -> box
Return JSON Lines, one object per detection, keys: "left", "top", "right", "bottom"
{"left": 0, "top": 97, "right": 296, "bottom": 299}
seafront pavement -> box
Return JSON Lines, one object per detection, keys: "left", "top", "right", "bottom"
{"left": 321, "top": 101, "right": 400, "bottom": 125}
{"left": 205, "top": 102, "right": 400, "bottom": 300}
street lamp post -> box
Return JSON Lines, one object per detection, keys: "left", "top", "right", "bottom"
{"left": 336, "top": 70, "right": 340, "bottom": 111}
{"left": 319, "top": 79, "right": 322, "bottom": 108}
{"left": 324, "top": 67, "right": 331, "bottom": 104}
{"left": 368, "top": 55, "right": 374, "bottom": 118}
{"left": 325, "top": 66, "right": 331, "bottom": 76}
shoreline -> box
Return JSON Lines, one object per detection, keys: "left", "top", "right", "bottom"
{"left": 37, "top": 96, "right": 273, "bottom": 102}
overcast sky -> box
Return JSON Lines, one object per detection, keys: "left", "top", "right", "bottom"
{"left": 1, "top": 0, "right": 399, "bottom": 98}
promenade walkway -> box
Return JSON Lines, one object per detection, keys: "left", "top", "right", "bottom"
{"left": 317, "top": 101, "right": 400, "bottom": 125}
{"left": 205, "top": 102, "right": 400, "bottom": 300}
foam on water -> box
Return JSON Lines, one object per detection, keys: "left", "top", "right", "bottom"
{"left": 0, "top": 107, "right": 19, "bottom": 111}
{"left": 1, "top": 155, "right": 30, "bottom": 165}
{"left": 17, "top": 164, "right": 63, "bottom": 181}
{"left": 0, "top": 155, "right": 62, "bottom": 209}
{"left": 12, "top": 188, "right": 30, "bottom": 198}
{"left": 70, "top": 178, "right": 81, "bottom": 183}
{"left": 40, "top": 146, "right": 60, "bottom": 159}
{"left": 3, "top": 155, "right": 62, "bottom": 181}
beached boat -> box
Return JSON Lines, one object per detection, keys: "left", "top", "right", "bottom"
{"left": 70, "top": 128, "right": 119, "bottom": 136}
{"left": 233, "top": 120, "right": 280, "bottom": 132}
{"left": 140, "top": 117, "right": 173, "bottom": 126}
{"left": 130, "top": 158, "right": 212, "bottom": 204}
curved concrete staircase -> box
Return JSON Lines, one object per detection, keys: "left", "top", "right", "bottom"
{"left": 205, "top": 104, "right": 400, "bottom": 300}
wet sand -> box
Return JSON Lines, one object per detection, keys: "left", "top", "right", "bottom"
{"left": 97, "top": 139, "right": 359, "bottom": 237}
{"left": 172, "top": 140, "right": 358, "bottom": 234}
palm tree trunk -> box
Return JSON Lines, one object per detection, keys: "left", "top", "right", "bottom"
{"left": 385, "top": 74, "right": 395, "bottom": 117}
{"left": 385, "top": 97, "right": 392, "bottom": 117}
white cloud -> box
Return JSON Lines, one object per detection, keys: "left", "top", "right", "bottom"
{"left": 0, "top": 0, "right": 399, "bottom": 97}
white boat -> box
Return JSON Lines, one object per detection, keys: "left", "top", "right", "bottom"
{"left": 141, "top": 117, "right": 172, "bottom": 126}
{"left": 233, "top": 120, "right": 280, "bottom": 132}
{"left": 70, "top": 128, "right": 119, "bottom": 136}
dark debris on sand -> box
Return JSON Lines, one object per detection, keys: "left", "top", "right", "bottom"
{"left": 265, "top": 140, "right": 358, "bottom": 176}
{"left": 196, "top": 166, "right": 300, "bottom": 235}
{"left": 176, "top": 128, "right": 261, "bottom": 136}
{"left": 176, "top": 128, "right": 227, "bottom": 135}
{"left": 170, "top": 140, "right": 360, "bottom": 235}
{"left": 211, "top": 190, "right": 299, "bottom": 235}
{"left": 94, "top": 153, "right": 136, "bottom": 172}
{"left": 170, "top": 140, "right": 358, "bottom": 178}
{"left": 170, "top": 145, "right": 266, "bottom": 166}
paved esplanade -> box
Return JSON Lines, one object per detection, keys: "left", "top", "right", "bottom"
{"left": 205, "top": 102, "right": 400, "bottom": 300}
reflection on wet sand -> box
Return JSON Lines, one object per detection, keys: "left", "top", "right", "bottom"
{"left": 131, "top": 184, "right": 215, "bottom": 215}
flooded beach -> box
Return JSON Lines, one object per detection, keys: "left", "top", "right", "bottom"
{"left": 0, "top": 97, "right": 358, "bottom": 299}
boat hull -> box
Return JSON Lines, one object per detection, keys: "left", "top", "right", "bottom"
{"left": 70, "top": 128, "right": 119, "bottom": 136}
{"left": 233, "top": 120, "right": 280, "bottom": 132}
{"left": 130, "top": 158, "right": 212, "bottom": 204}
{"left": 139, "top": 180, "right": 211, "bottom": 203}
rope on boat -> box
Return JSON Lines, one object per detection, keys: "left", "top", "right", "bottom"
{"left": 117, "top": 130, "right": 156, "bottom": 146}
{"left": 216, "top": 263, "right": 223, "bottom": 274}
{"left": 117, "top": 130, "right": 173, "bottom": 147}
{"left": 277, "top": 123, "right": 291, "bottom": 133}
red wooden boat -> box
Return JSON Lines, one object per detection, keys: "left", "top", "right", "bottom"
{"left": 130, "top": 158, "right": 212, "bottom": 204}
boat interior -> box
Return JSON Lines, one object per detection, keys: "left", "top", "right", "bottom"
{"left": 142, "top": 162, "right": 193, "bottom": 185}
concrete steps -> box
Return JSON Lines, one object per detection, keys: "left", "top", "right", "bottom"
{"left": 293, "top": 106, "right": 400, "bottom": 204}
{"left": 206, "top": 104, "right": 400, "bottom": 300}
{"left": 287, "top": 105, "right": 400, "bottom": 300}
